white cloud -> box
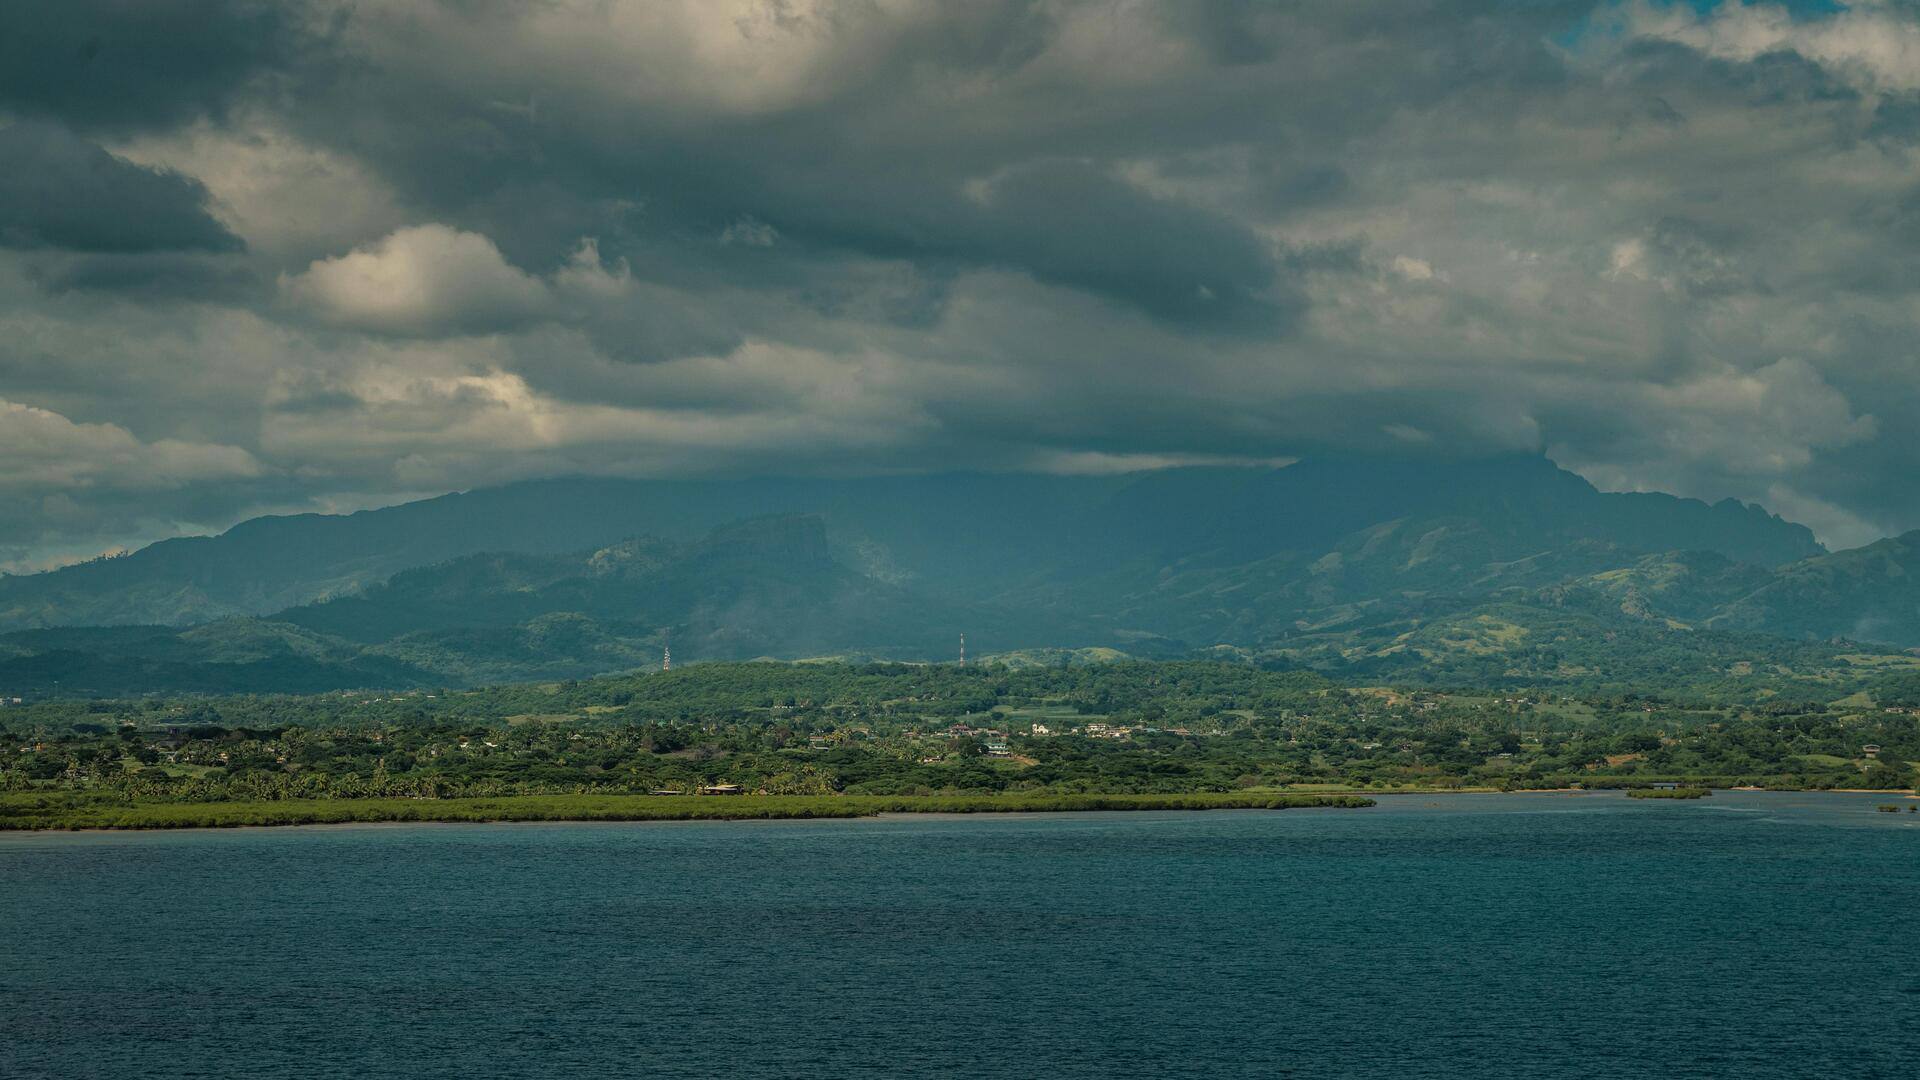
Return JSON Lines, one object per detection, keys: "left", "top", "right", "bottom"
{"left": 1624, "top": 1, "right": 1920, "bottom": 93}
{"left": 1606, "top": 238, "right": 1647, "bottom": 280}
{"left": 111, "top": 120, "right": 406, "bottom": 260}
{"left": 327, "top": 0, "right": 952, "bottom": 117}
{"left": 1389, "top": 255, "right": 1436, "bottom": 281}
{"left": 720, "top": 216, "right": 779, "bottom": 247}
{"left": 282, "top": 228, "right": 648, "bottom": 336}
{"left": 551, "top": 238, "right": 634, "bottom": 301}
{"left": 1644, "top": 357, "right": 1877, "bottom": 475}
{"left": 256, "top": 336, "right": 938, "bottom": 490}
{"left": 1761, "top": 482, "right": 1886, "bottom": 550}
{"left": 281, "top": 225, "right": 549, "bottom": 335}
{"left": 1031, "top": 450, "right": 1297, "bottom": 474}
{"left": 0, "top": 399, "right": 263, "bottom": 492}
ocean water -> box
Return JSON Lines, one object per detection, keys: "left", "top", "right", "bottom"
{"left": 2, "top": 790, "right": 1916, "bottom": 1079}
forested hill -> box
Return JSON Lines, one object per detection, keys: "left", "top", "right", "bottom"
{"left": 0, "top": 456, "right": 1820, "bottom": 634}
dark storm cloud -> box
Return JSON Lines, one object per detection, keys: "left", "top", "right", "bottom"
{"left": 26, "top": 253, "right": 263, "bottom": 302}
{"left": 773, "top": 158, "right": 1297, "bottom": 334}
{"left": 955, "top": 159, "right": 1295, "bottom": 333}
{"left": 236, "top": 2, "right": 1506, "bottom": 323}
{"left": 0, "top": 122, "right": 242, "bottom": 253}
{"left": 2, "top": 0, "right": 1920, "bottom": 564}
{"left": 0, "top": 0, "right": 303, "bottom": 132}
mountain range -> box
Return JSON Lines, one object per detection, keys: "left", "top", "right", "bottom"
{"left": 4, "top": 454, "right": 1917, "bottom": 696}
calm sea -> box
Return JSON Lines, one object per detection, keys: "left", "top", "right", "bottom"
{"left": 2, "top": 790, "right": 1916, "bottom": 1079}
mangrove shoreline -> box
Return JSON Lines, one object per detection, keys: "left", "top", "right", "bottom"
{"left": 0, "top": 791, "right": 1376, "bottom": 831}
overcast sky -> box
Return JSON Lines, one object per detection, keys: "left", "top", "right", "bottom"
{"left": 4, "top": 0, "right": 1919, "bottom": 569}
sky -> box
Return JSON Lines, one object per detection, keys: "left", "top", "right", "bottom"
{"left": 3, "top": 0, "right": 1919, "bottom": 571}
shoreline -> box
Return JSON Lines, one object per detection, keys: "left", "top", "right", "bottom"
{"left": 4, "top": 785, "right": 1914, "bottom": 834}
{"left": 0, "top": 791, "right": 1375, "bottom": 833}
{"left": 1280, "top": 786, "right": 1917, "bottom": 797}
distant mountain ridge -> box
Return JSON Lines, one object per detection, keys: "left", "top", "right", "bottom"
{"left": 0, "top": 514, "right": 1002, "bottom": 694}
{"left": 279, "top": 513, "right": 992, "bottom": 657}
{"left": 7, "top": 455, "right": 1899, "bottom": 696}
{"left": 0, "top": 456, "right": 1820, "bottom": 633}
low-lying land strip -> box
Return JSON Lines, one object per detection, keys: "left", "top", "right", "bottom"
{"left": 5, "top": 661, "right": 1914, "bottom": 813}
{"left": 0, "top": 791, "right": 1374, "bottom": 831}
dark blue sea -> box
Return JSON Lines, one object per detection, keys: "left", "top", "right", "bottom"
{"left": 3, "top": 790, "right": 1917, "bottom": 1079}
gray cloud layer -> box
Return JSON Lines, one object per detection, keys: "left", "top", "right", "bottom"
{"left": 0, "top": 122, "right": 241, "bottom": 253}
{"left": 1, "top": 0, "right": 1915, "bottom": 568}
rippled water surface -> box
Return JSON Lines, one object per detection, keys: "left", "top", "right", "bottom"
{"left": 3, "top": 790, "right": 1917, "bottom": 1079}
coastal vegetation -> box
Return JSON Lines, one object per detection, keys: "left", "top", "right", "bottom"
{"left": 1626, "top": 787, "right": 1710, "bottom": 799}
{"left": 0, "top": 791, "right": 1372, "bottom": 831}
{"left": 1, "top": 660, "right": 1913, "bottom": 830}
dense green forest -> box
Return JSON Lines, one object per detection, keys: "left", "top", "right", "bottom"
{"left": 4, "top": 661, "right": 1915, "bottom": 810}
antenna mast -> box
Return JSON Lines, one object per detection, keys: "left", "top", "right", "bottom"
{"left": 959, "top": 633, "right": 966, "bottom": 667}
{"left": 662, "top": 628, "right": 672, "bottom": 672}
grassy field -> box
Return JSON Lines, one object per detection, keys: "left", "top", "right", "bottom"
{"left": 0, "top": 791, "right": 1376, "bottom": 831}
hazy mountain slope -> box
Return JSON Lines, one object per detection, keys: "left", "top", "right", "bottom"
{"left": 263, "top": 495, "right": 1821, "bottom": 674}
{"left": 1704, "top": 532, "right": 1920, "bottom": 643}
{"left": 0, "top": 474, "right": 1116, "bottom": 630}
{"left": 1120, "top": 456, "right": 1821, "bottom": 570}
{"left": 1506, "top": 537, "right": 1920, "bottom": 649}
{"left": 0, "top": 482, "right": 684, "bottom": 630}
{"left": 1032, "top": 492, "right": 1814, "bottom": 650}
{"left": 4, "top": 513, "right": 1911, "bottom": 696}
{"left": 0, "top": 515, "right": 1043, "bottom": 694}
{"left": 1557, "top": 551, "right": 1780, "bottom": 625}
{"left": 281, "top": 515, "right": 1021, "bottom": 657}
{"left": 0, "top": 457, "right": 1863, "bottom": 696}
{"left": 0, "top": 457, "right": 1821, "bottom": 633}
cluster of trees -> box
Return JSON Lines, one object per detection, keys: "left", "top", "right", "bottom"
{"left": 2, "top": 661, "right": 1915, "bottom": 801}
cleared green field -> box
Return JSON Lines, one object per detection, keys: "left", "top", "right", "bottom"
{"left": 0, "top": 791, "right": 1375, "bottom": 831}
